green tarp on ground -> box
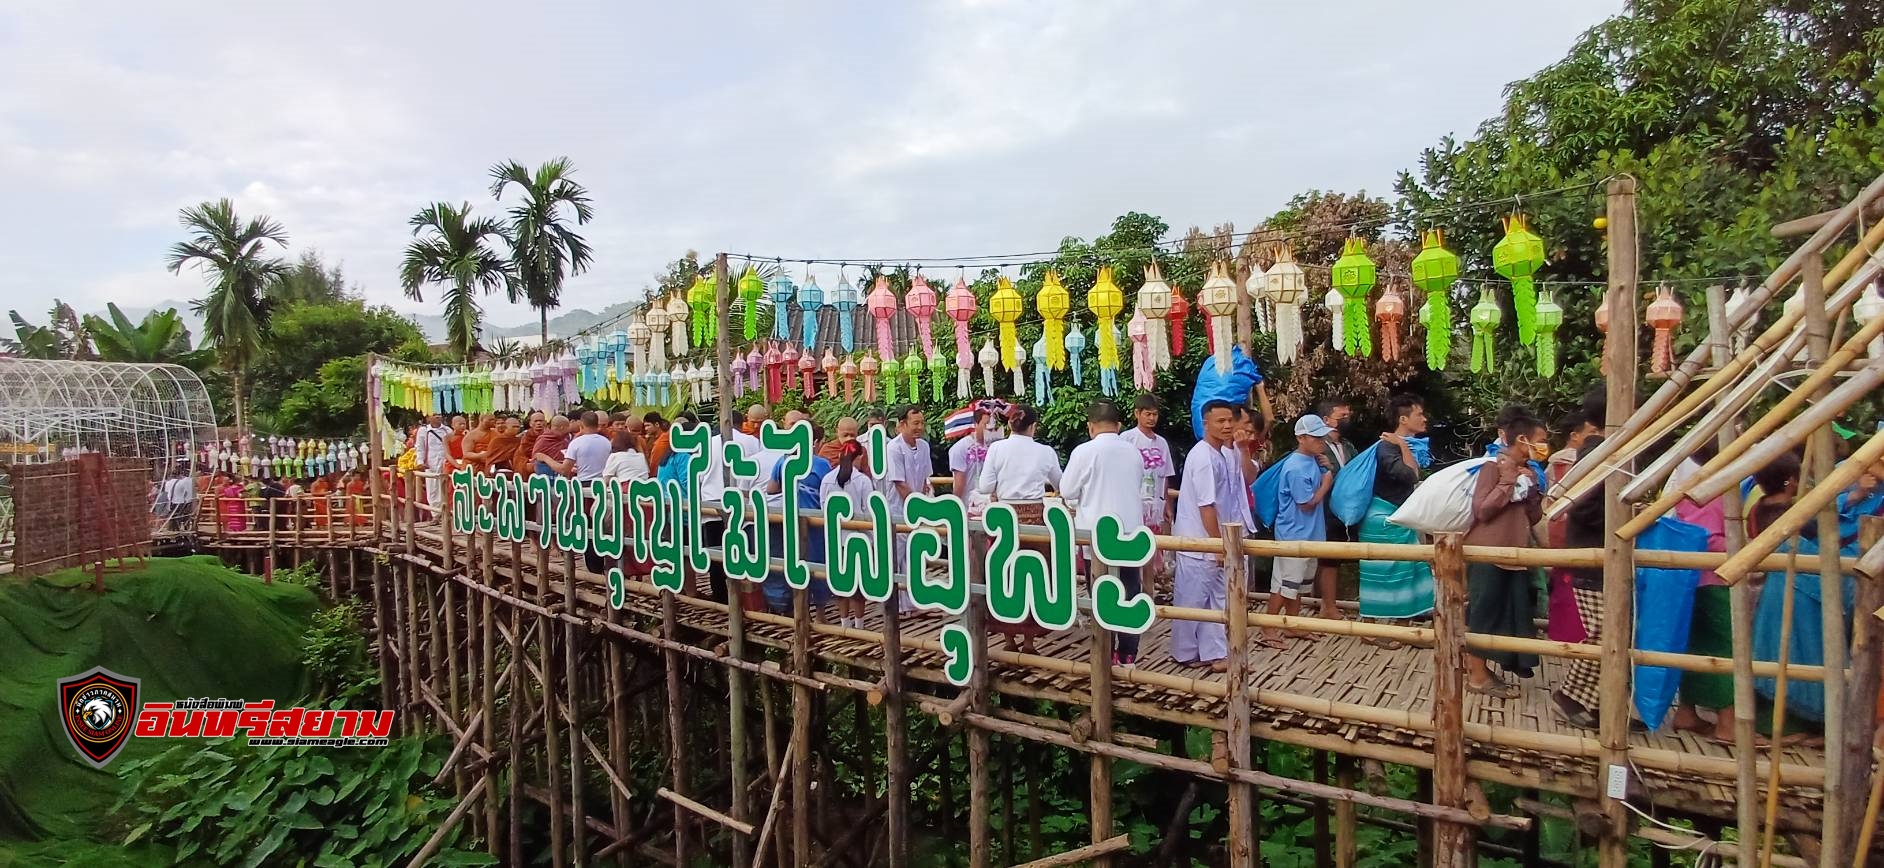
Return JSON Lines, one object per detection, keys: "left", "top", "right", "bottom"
{"left": 0, "top": 556, "right": 315, "bottom": 856}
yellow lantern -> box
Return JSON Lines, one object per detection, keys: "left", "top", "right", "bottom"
{"left": 1037, "top": 270, "right": 1071, "bottom": 370}
{"left": 990, "top": 276, "right": 1024, "bottom": 370}
{"left": 1089, "top": 265, "right": 1125, "bottom": 382}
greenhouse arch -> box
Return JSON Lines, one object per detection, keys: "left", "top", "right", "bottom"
{"left": 0, "top": 358, "right": 217, "bottom": 464}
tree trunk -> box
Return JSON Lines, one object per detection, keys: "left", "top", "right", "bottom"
{"left": 233, "top": 368, "right": 247, "bottom": 440}
{"left": 541, "top": 308, "right": 549, "bottom": 344}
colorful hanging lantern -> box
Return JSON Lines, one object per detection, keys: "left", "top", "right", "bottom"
{"left": 867, "top": 275, "right": 897, "bottom": 362}
{"left": 738, "top": 267, "right": 767, "bottom": 341}
{"left": 643, "top": 304, "right": 668, "bottom": 373}
{"left": 882, "top": 351, "right": 901, "bottom": 405}
{"left": 746, "top": 347, "right": 765, "bottom": 397}
{"left": 665, "top": 292, "right": 690, "bottom": 359}
{"left": 1089, "top": 266, "right": 1124, "bottom": 386}
{"left": 687, "top": 274, "right": 714, "bottom": 347}
{"left": 766, "top": 343, "right": 787, "bottom": 403}
{"left": 859, "top": 352, "right": 880, "bottom": 403}
{"left": 1038, "top": 270, "right": 1071, "bottom": 370}
{"left": 990, "top": 276, "right": 1023, "bottom": 371}
{"left": 840, "top": 355, "right": 859, "bottom": 404}
{"left": 832, "top": 273, "right": 861, "bottom": 352}
{"left": 1066, "top": 326, "right": 1087, "bottom": 386}
{"left": 576, "top": 343, "right": 596, "bottom": 397}
{"left": 799, "top": 272, "right": 825, "bottom": 350}
{"left": 1323, "top": 287, "right": 1345, "bottom": 353}
{"left": 1168, "top": 286, "right": 1189, "bottom": 357}
{"left": 978, "top": 340, "right": 999, "bottom": 396}
{"left": 822, "top": 350, "right": 840, "bottom": 399}
{"left": 1493, "top": 214, "right": 1546, "bottom": 346}
{"left": 798, "top": 348, "right": 818, "bottom": 395}
{"left": 904, "top": 347, "right": 923, "bottom": 403}
{"left": 1724, "top": 282, "right": 1757, "bottom": 355}
{"left": 1646, "top": 284, "right": 1684, "bottom": 375}
{"left": 928, "top": 349, "right": 949, "bottom": 402}
{"left": 1264, "top": 246, "right": 1308, "bottom": 365}
{"left": 731, "top": 353, "right": 750, "bottom": 395}
{"left": 1854, "top": 283, "right": 1884, "bottom": 360}
{"left": 1534, "top": 287, "right": 1564, "bottom": 378}
{"left": 1376, "top": 283, "right": 1407, "bottom": 363}
{"left": 945, "top": 275, "right": 976, "bottom": 398}
{"left": 907, "top": 274, "right": 938, "bottom": 358}
{"left": 1031, "top": 337, "right": 1051, "bottom": 404}
{"left": 1201, "top": 260, "right": 1240, "bottom": 373}
{"left": 1246, "top": 262, "right": 1271, "bottom": 336}
{"left": 1470, "top": 286, "right": 1502, "bottom": 373}
{"left": 770, "top": 272, "right": 796, "bottom": 341}
{"left": 1138, "top": 262, "right": 1173, "bottom": 371}
{"left": 1410, "top": 229, "right": 1460, "bottom": 370}
{"left": 1330, "top": 237, "right": 1377, "bottom": 356}
{"left": 1128, "top": 308, "right": 1153, "bottom": 391}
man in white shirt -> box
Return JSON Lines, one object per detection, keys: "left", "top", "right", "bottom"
{"left": 414, "top": 413, "right": 451, "bottom": 521}
{"left": 1170, "top": 400, "right": 1245, "bottom": 672}
{"left": 542, "top": 411, "right": 613, "bottom": 573}
{"left": 1061, "top": 400, "right": 1150, "bottom": 666}
{"left": 884, "top": 406, "right": 932, "bottom": 608}
{"left": 1119, "top": 393, "right": 1177, "bottom": 590}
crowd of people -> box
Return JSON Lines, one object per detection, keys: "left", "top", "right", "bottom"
{"left": 172, "top": 382, "right": 1878, "bottom": 742}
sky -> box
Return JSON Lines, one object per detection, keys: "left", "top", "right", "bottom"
{"left": 0, "top": 0, "right": 1624, "bottom": 330}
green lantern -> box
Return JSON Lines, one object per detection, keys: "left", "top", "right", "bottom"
{"left": 1470, "top": 286, "right": 1502, "bottom": 373}
{"left": 737, "top": 267, "right": 767, "bottom": 341}
{"left": 883, "top": 353, "right": 902, "bottom": 405}
{"left": 1329, "top": 237, "right": 1376, "bottom": 357}
{"left": 1534, "top": 287, "right": 1564, "bottom": 378}
{"left": 928, "top": 350, "right": 949, "bottom": 402}
{"left": 904, "top": 348, "right": 924, "bottom": 403}
{"left": 1493, "top": 214, "right": 1546, "bottom": 346}
{"left": 1410, "top": 229, "right": 1460, "bottom": 369}
{"left": 687, "top": 275, "right": 717, "bottom": 346}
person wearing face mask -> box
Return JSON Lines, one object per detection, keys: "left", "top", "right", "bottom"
{"left": 1486, "top": 403, "right": 1550, "bottom": 489}
{"left": 1460, "top": 411, "right": 1547, "bottom": 700}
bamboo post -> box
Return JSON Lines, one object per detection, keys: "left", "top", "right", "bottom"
{"left": 1801, "top": 253, "right": 1851, "bottom": 868}
{"left": 366, "top": 352, "right": 384, "bottom": 539}
{"left": 1842, "top": 518, "right": 1884, "bottom": 867}
{"left": 1430, "top": 533, "right": 1473, "bottom": 867}
{"left": 790, "top": 586, "right": 813, "bottom": 868}
{"left": 561, "top": 549, "right": 587, "bottom": 867}
{"left": 1760, "top": 547, "right": 1805, "bottom": 867}
{"left": 441, "top": 477, "right": 455, "bottom": 572}
{"left": 1334, "top": 755, "right": 1358, "bottom": 868}
{"left": 1087, "top": 564, "right": 1116, "bottom": 868}
{"left": 967, "top": 589, "right": 992, "bottom": 868}
{"left": 603, "top": 603, "right": 628, "bottom": 868}
{"left": 444, "top": 578, "right": 467, "bottom": 804}
{"left": 540, "top": 548, "right": 567, "bottom": 868}
{"left": 1597, "top": 175, "right": 1639, "bottom": 868}
{"left": 1221, "top": 523, "right": 1255, "bottom": 868}
{"left": 1008, "top": 834, "right": 1130, "bottom": 868}
{"left": 1710, "top": 283, "right": 1761, "bottom": 868}
{"left": 404, "top": 469, "right": 419, "bottom": 558}
{"left": 881, "top": 594, "right": 910, "bottom": 868}
{"left": 266, "top": 498, "right": 279, "bottom": 579}
{"left": 663, "top": 587, "right": 690, "bottom": 867}
{"left": 479, "top": 528, "right": 500, "bottom": 861}
{"left": 373, "top": 557, "right": 396, "bottom": 729}
{"left": 508, "top": 540, "right": 524, "bottom": 868}
{"left": 711, "top": 252, "right": 751, "bottom": 868}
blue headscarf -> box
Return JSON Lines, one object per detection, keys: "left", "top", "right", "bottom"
{"left": 1484, "top": 440, "right": 1547, "bottom": 489}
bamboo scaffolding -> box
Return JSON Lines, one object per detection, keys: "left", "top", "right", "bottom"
{"left": 1598, "top": 175, "right": 1639, "bottom": 868}
{"left": 1710, "top": 282, "right": 1762, "bottom": 868}
{"left": 1222, "top": 523, "right": 1254, "bottom": 868}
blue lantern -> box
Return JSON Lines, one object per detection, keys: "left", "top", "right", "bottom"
{"left": 576, "top": 343, "right": 595, "bottom": 396}
{"left": 770, "top": 273, "right": 796, "bottom": 341}
{"left": 610, "top": 329, "right": 629, "bottom": 383}
{"left": 832, "top": 275, "right": 861, "bottom": 352}
{"left": 799, "top": 273, "right": 825, "bottom": 350}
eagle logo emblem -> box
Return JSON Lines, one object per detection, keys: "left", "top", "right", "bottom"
{"left": 58, "top": 667, "right": 140, "bottom": 768}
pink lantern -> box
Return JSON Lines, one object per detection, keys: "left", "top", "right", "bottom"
{"left": 730, "top": 353, "right": 750, "bottom": 394}
{"left": 798, "top": 347, "right": 817, "bottom": 394}
{"left": 867, "top": 275, "right": 897, "bottom": 362}
{"left": 907, "top": 274, "right": 939, "bottom": 357}
{"left": 764, "top": 342, "right": 785, "bottom": 404}
{"left": 859, "top": 352, "right": 880, "bottom": 403}
{"left": 840, "top": 356, "right": 860, "bottom": 403}
{"left": 945, "top": 275, "right": 977, "bottom": 398}
{"left": 822, "top": 350, "right": 840, "bottom": 399}
{"left": 1128, "top": 308, "right": 1153, "bottom": 390}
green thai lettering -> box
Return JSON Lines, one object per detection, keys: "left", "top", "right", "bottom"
{"left": 553, "top": 476, "right": 588, "bottom": 553}
{"left": 496, "top": 474, "right": 526, "bottom": 542}
{"left": 526, "top": 474, "right": 554, "bottom": 548}
{"left": 940, "top": 623, "right": 973, "bottom": 687}
{"left": 1027, "top": 505, "right": 1078, "bottom": 630}
{"left": 904, "top": 493, "right": 968, "bottom": 614}
{"left": 649, "top": 479, "right": 686, "bottom": 594}
{"left": 449, "top": 468, "right": 475, "bottom": 533}
{"left": 1089, "top": 515, "right": 1156, "bottom": 634}
{"left": 588, "top": 479, "right": 623, "bottom": 559}
{"left": 761, "top": 421, "right": 815, "bottom": 589}
{"left": 607, "top": 566, "right": 626, "bottom": 609}
{"left": 626, "top": 478, "right": 661, "bottom": 566}
{"left": 823, "top": 492, "right": 892, "bottom": 601}
{"left": 473, "top": 473, "right": 497, "bottom": 534}
{"left": 670, "top": 422, "right": 712, "bottom": 574}
{"left": 981, "top": 504, "right": 1033, "bottom": 626}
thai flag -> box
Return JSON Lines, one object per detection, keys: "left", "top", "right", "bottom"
{"left": 943, "top": 399, "right": 1008, "bottom": 440}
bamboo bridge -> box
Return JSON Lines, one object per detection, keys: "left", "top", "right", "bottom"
{"left": 190, "top": 175, "right": 1884, "bottom": 867}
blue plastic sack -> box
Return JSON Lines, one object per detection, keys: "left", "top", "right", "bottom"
{"left": 1190, "top": 346, "right": 1264, "bottom": 440}
{"left": 1250, "top": 460, "right": 1286, "bottom": 530}
{"left": 1329, "top": 442, "right": 1380, "bottom": 526}
{"left": 1632, "top": 515, "right": 1710, "bottom": 729}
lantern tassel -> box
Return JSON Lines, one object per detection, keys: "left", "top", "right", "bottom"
{"left": 1513, "top": 277, "right": 1536, "bottom": 347}
{"left": 957, "top": 368, "right": 969, "bottom": 400}
{"left": 1425, "top": 294, "right": 1451, "bottom": 370}
{"left": 1000, "top": 322, "right": 1019, "bottom": 371}
{"left": 1147, "top": 323, "right": 1169, "bottom": 371}
{"left": 1044, "top": 318, "right": 1065, "bottom": 370}
{"left": 1274, "top": 304, "right": 1302, "bottom": 366}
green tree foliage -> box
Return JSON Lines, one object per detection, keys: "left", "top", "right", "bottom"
{"left": 490, "top": 157, "right": 594, "bottom": 342}
{"left": 167, "top": 199, "right": 291, "bottom": 433}
{"left": 1396, "top": 0, "right": 1884, "bottom": 430}
{"left": 400, "top": 202, "right": 512, "bottom": 361}
{"left": 4, "top": 300, "right": 92, "bottom": 360}
{"left": 270, "top": 250, "right": 358, "bottom": 307}
{"left": 80, "top": 303, "right": 212, "bottom": 369}
{"left": 243, "top": 300, "right": 430, "bottom": 435}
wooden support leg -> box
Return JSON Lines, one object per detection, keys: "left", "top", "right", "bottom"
{"left": 1334, "top": 755, "right": 1357, "bottom": 868}
{"left": 663, "top": 589, "right": 689, "bottom": 868}
{"left": 562, "top": 551, "right": 586, "bottom": 867}
{"left": 791, "top": 588, "right": 813, "bottom": 868}
{"left": 728, "top": 563, "right": 751, "bottom": 868}
{"left": 509, "top": 540, "right": 525, "bottom": 868}
{"left": 881, "top": 597, "right": 910, "bottom": 868}
{"left": 1430, "top": 534, "right": 1474, "bottom": 868}
{"left": 1087, "top": 581, "right": 1116, "bottom": 868}
{"left": 1222, "top": 523, "right": 1254, "bottom": 868}
{"left": 966, "top": 601, "right": 991, "bottom": 868}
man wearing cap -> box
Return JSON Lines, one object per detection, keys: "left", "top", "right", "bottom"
{"left": 1261, "top": 414, "right": 1336, "bottom": 647}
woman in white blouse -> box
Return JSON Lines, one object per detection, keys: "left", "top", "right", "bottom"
{"left": 974, "top": 403, "right": 1061, "bottom": 653}
{"left": 603, "top": 430, "right": 652, "bottom": 576}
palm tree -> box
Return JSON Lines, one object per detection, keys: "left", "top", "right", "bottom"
{"left": 489, "top": 157, "right": 594, "bottom": 342}
{"left": 166, "top": 199, "right": 289, "bottom": 434}
{"left": 400, "top": 202, "right": 512, "bottom": 360}
{"left": 82, "top": 303, "right": 213, "bottom": 369}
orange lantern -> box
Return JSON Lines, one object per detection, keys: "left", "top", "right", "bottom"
{"left": 1646, "top": 284, "right": 1684, "bottom": 374}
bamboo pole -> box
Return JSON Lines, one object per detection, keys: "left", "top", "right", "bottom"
{"left": 659, "top": 788, "right": 757, "bottom": 837}
{"left": 713, "top": 250, "right": 751, "bottom": 868}
{"left": 444, "top": 578, "right": 467, "bottom": 804}
{"left": 1620, "top": 295, "right": 1884, "bottom": 509}
{"left": 561, "top": 549, "right": 587, "bottom": 867}
{"left": 1334, "top": 755, "right": 1358, "bottom": 868}
{"left": 1840, "top": 519, "right": 1884, "bottom": 867}
{"left": 1008, "top": 834, "right": 1130, "bottom": 868}
{"left": 1759, "top": 547, "right": 1805, "bottom": 868}
{"left": 1430, "top": 533, "right": 1472, "bottom": 868}
{"left": 1086, "top": 563, "right": 1116, "bottom": 868}
{"left": 508, "top": 539, "right": 524, "bottom": 868}
{"left": 967, "top": 594, "right": 992, "bottom": 868}
{"left": 1550, "top": 174, "right": 1884, "bottom": 507}
{"left": 1679, "top": 361, "right": 1884, "bottom": 510}
{"left": 663, "top": 587, "right": 689, "bottom": 868}
{"left": 880, "top": 594, "right": 910, "bottom": 868}
{"left": 403, "top": 776, "right": 490, "bottom": 868}
{"left": 1223, "top": 523, "right": 1255, "bottom": 868}
{"left": 366, "top": 352, "right": 384, "bottom": 539}
{"left": 1802, "top": 254, "right": 1851, "bottom": 868}
{"left": 1709, "top": 282, "right": 1761, "bottom": 868}
{"left": 1715, "top": 431, "right": 1884, "bottom": 584}
{"left": 1597, "top": 175, "right": 1638, "bottom": 868}
{"left": 540, "top": 545, "right": 568, "bottom": 868}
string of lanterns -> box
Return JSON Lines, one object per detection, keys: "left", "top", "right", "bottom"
{"left": 201, "top": 435, "right": 367, "bottom": 479}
